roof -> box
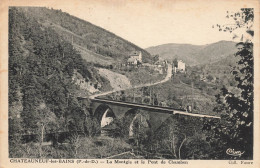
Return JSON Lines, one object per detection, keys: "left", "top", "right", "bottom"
{"left": 129, "top": 51, "right": 140, "bottom": 56}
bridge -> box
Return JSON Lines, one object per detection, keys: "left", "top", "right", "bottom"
{"left": 91, "top": 98, "right": 220, "bottom": 119}
{"left": 78, "top": 63, "right": 220, "bottom": 137}
{"left": 77, "top": 96, "right": 220, "bottom": 137}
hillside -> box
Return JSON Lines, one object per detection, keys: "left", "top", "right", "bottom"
{"left": 8, "top": 7, "right": 113, "bottom": 138}
{"left": 190, "top": 54, "right": 240, "bottom": 91}
{"left": 98, "top": 68, "right": 132, "bottom": 91}
{"left": 17, "top": 7, "right": 152, "bottom": 65}
{"left": 146, "top": 41, "right": 237, "bottom": 65}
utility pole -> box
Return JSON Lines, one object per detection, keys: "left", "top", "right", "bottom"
{"left": 141, "top": 87, "right": 144, "bottom": 104}
{"left": 156, "top": 92, "right": 159, "bottom": 106}
{"left": 150, "top": 87, "right": 152, "bottom": 105}
{"left": 191, "top": 81, "right": 194, "bottom": 111}
{"left": 133, "top": 90, "right": 135, "bottom": 103}
{"left": 152, "top": 88, "right": 154, "bottom": 106}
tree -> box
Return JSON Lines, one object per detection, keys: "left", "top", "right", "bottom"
{"left": 131, "top": 112, "right": 151, "bottom": 148}
{"left": 153, "top": 115, "right": 206, "bottom": 159}
{"left": 9, "top": 92, "right": 24, "bottom": 157}
{"left": 107, "top": 118, "right": 128, "bottom": 138}
{"left": 36, "top": 103, "right": 57, "bottom": 157}
{"left": 68, "top": 132, "right": 81, "bottom": 158}
{"left": 205, "top": 8, "right": 254, "bottom": 159}
{"left": 182, "top": 133, "right": 211, "bottom": 159}
{"left": 153, "top": 54, "right": 159, "bottom": 63}
{"left": 206, "top": 74, "right": 214, "bottom": 81}
{"left": 173, "top": 58, "right": 178, "bottom": 68}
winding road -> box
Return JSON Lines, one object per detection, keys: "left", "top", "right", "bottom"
{"left": 89, "top": 63, "right": 172, "bottom": 99}
{"left": 88, "top": 64, "right": 220, "bottom": 119}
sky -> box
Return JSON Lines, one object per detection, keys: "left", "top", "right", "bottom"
{"left": 45, "top": 0, "right": 254, "bottom": 48}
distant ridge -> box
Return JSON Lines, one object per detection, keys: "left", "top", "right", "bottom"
{"left": 146, "top": 40, "right": 237, "bottom": 66}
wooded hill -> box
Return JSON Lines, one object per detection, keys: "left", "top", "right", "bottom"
{"left": 146, "top": 41, "right": 237, "bottom": 66}
{"left": 9, "top": 7, "right": 106, "bottom": 142}
{"left": 17, "top": 7, "right": 152, "bottom": 65}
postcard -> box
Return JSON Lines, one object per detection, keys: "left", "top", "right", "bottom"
{"left": 0, "top": 0, "right": 259, "bottom": 167}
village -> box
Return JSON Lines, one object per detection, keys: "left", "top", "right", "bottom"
{"left": 122, "top": 50, "right": 187, "bottom": 75}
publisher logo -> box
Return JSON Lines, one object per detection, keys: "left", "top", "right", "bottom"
{"left": 226, "top": 148, "right": 245, "bottom": 157}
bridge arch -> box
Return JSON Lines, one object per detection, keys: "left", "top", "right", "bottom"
{"left": 123, "top": 108, "right": 151, "bottom": 138}
{"left": 93, "top": 104, "right": 116, "bottom": 128}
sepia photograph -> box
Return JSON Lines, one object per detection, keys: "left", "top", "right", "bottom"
{"left": 1, "top": 0, "right": 260, "bottom": 167}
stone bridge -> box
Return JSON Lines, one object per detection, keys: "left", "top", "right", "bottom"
{"left": 78, "top": 97, "right": 220, "bottom": 137}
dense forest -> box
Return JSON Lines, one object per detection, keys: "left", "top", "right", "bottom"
{"left": 9, "top": 7, "right": 105, "bottom": 157}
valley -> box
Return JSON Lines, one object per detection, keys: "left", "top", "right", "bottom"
{"left": 8, "top": 6, "right": 248, "bottom": 160}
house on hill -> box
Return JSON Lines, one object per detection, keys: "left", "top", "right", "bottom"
{"left": 127, "top": 51, "right": 142, "bottom": 65}
{"left": 129, "top": 51, "right": 142, "bottom": 63}
{"left": 173, "top": 60, "right": 186, "bottom": 73}
{"left": 127, "top": 57, "right": 138, "bottom": 65}
{"left": 177, "top": 60, "right": 185, "bottom": 71}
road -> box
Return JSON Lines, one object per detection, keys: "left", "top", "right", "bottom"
{"left": 89, "top": 63, "right": 172, "bottom": 99}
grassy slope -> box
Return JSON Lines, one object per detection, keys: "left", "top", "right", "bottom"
{"left": 153, "top": 79, "right": 217, "bottom": 115}
{"left": 113, "top": 66, "right": 167, "bottom": 86}
{"left": 19, "top": 7, "right": 153, "bottom": 64}
{"left": 98, "top": 68, "right": 132, "bottom": 90}
{"left": 74, "top": 44, "right": 115, "bottom": 66}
